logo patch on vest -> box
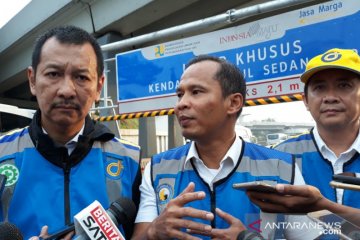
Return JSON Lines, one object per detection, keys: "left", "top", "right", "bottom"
{"left": 0, "top": 164, "right": 19, "bottom": 186}
{"left": 106, "top": 158, "right": 124, "bottom": 179}
{"left": 156, "top": 184, "right": 173, "bottom": 205}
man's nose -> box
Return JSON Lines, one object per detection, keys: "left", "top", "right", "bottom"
{"left": 175, "top": 94, "right": 190, "bottom": 111}
{"left": 323, "top": 88, "right": 339, "bottom": 103}
{"left": 57, "top": 76, "right": 76, "bottom": 98}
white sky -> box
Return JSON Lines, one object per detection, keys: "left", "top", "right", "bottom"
{"left": 0, "top": 0, "right": 314, "bottom": 124}
{"left": 0, "top": 0, "right": 31, "bottom": 28}
{"left": 242, "top": 101, "right": 314, "bottom": 123}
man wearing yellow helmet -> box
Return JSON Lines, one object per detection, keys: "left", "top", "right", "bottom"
{"left": 273, "top": 48, "right": 360, "bottom": 208}
{"left": 248, "top": 49, "right": 360, "bottom": 235}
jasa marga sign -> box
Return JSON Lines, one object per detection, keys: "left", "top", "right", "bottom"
{"left": 116, "top": 1, "right": 358, "bottom": 114}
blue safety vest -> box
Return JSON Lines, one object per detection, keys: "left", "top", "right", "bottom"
{"left": 151, "top": 140, "right": 294, "bottom": 239}
{"left": 0, "top": 111, "right": 141, "bottom": 239}
{"left": 275, "top": 131, "right": 360, "bottom": 207}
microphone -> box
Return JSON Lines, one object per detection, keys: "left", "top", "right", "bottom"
{"left": 330, "top": 174, "right": 360, "bottom": 191}
{"left": 0, "top": 222, "right": 23, "bottom": 240}
{"left": 73, "top": 198, "right": 136, "bottom": 240}
{"left": 106, "top": 198, "right": 137, "bottom": 239}
{"left": 0, "top": 174, "right": 7, "bottom": 196}
{"left": 237, "top": 230, "right": 265, "bottom": 240}
{"left": 45, "top": 198, "right": 136, "bottom": 240}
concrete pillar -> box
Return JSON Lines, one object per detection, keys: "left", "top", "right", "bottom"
{"left": 168, "top": 115, "right": 184, "bottom": 149}
{"left": 139, "top": 117, "right": 157, "bottom": 158}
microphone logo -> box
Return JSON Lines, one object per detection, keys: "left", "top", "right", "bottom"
{"left": 75, "top": 200, "right": 125, "bottom": 240}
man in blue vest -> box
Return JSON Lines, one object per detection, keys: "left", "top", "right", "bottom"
{"left": 248, "top": 48, "right": 360, "bottom": 238}
{"left": 132, "top": 55, "right": 320, "bottom": 239}
{"left": 274, "top": 48, "right": 360, "bottom": 208}
{"left": 0, "top": 26, "right": 141, "bottom": 239}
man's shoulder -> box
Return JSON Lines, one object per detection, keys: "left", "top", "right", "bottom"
{"left": 0, "top": 127, "right": 29, "bottom": 144}
{"left": 244, "top": 141, "right": 291, "bottom": 155}
{"left": 243, "top": 141, "right": 294, "bottom": 164}
{"left": 284, "top": 132, "right": 312, "bottom": 143}
{"left": 0, "top": 127, "right": 31, "bottom": 151}
{"left": 153, "top": 143, "right": 190, "bottom": 161}
{"left": 100, "top": 136, "right": 140, "bottom": 151}
{"left": 115, "top": 137, "right": 141, "bottom": 151}
{"left": 0, "top": 127, "right": 31, "bottom": 162}
{"left": 274, "top": 132, "right": 313, "bottom": 153}
{"left": 94, "top": 137, "right": 141, "bottom": 164}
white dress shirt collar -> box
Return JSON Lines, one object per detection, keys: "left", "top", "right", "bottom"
{"left": 184, "top": 133, "right": 242, "bottom": 168}
{"left": 42, "top": 124, "right": 85, "bottom": 155}
{"left": 313, "top": 126, "right": 360, "bottom": 163}
{"left": 184, "top": 133, "right": 243, "bottom": 189}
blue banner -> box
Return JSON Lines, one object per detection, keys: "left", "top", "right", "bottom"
{"left": 116, "top": 1, "right": 359, "bottom": 113}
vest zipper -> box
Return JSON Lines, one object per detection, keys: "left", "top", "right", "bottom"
{"left": 63, "top": 156, "right": 71, "bottom": 225}
{"left": 210, "top": 190, "right": 216, "bottom": 228}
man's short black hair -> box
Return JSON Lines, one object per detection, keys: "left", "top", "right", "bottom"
{"left": 186, "top": 55, "right": 246, "bottom": 117}
{"left": 31, "top": 25, "right": 104, "bottom": 78}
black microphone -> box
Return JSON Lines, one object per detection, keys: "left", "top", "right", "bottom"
{"left": 44, "top": 198, "right": 136, "bottom": 240}
{"left": 0, "top": 222, "right": 23, "bottom": 240}
{"left": 237, "top": 230, "right": 265, "bottom": 240}
{"left": 107, "top": 198, "right": 137, "bottom": 239}
{"left": 0, "top": 174, "right": 7, "bottom": 196}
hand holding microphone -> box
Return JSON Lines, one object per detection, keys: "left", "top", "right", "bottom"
{"left": 246, "top": 184, "right": 326, "bottom": 214}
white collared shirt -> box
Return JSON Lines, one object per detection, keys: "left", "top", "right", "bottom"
{"left": 42, "top": 125, "right": 85, "bottom": 155}
{"left": 313, "top": 126, "right": 360, "bottom": 204}
{"left": 135, "top": 134, "right": 319, "bottom": 239}
{"left": 184, "top": 135, "right": 241, "bottom": 190}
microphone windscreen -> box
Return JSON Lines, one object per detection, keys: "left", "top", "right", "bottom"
{"left": 237, "top": 230, "right": 265, "bottom": 240}
{"left": 109, "top": 198, "right": 137, "bottom": 224}
{"left": 108, "top": 198, "right": 137, "bottom": 239}
{"left": 0, "top": 222, "right": 23, "bottom": 240}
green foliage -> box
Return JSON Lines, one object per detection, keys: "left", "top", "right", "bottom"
{"left": 120, "top": 119, "right": 139, "bottom": 129}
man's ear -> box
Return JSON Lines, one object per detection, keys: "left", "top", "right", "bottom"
{"left": 96, "top": 74, "right": 105, "bottom": 102}
{"left": 227, "top": 93, "right": 243, "bottom": 115}
{"left": 28, "top": 66, "right": 36, "bottom": 96}
{"left": 302, "top": 93, "right": 309, "bottom": 111}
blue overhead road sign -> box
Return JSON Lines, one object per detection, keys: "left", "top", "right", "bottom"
{"left": 116, "top": 1, "right": 359, "bottom": 114}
